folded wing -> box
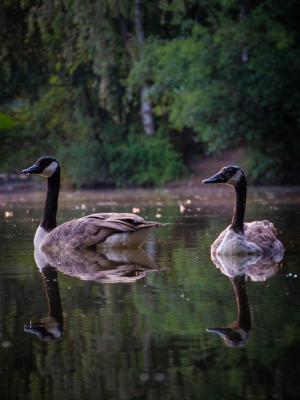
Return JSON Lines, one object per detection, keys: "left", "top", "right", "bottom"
{"left": 42, "top": 213, "right": 168, "bottom": 249}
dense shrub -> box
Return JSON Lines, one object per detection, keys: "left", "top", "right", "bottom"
{"left": 1, "top": 0, "right": 300, "bottom": 184}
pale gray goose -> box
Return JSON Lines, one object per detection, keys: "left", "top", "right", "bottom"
{"left": 203, "top": 166, "right": 283, "bottom": 256}
{"left": 22, "top": 156, "right": 168, "bottom": 250}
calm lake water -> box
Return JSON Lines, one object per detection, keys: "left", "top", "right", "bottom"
{"left": 0, "top": 185, "right": 300, "bottom": 400}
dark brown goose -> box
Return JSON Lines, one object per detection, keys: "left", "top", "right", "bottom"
{"left": 22, "top": 156, "right": 168, "bottom": 250}
{"left": 203, "top": 166, "right": 283, "bottom": 256}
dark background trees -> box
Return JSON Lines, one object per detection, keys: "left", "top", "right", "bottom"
{"left": 1, "top": 0, "right": 300, "bottom": 185}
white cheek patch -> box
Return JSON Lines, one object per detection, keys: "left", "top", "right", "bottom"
{"left": 40, "top": 161, "right": 58, "bottom": 177}
{"left": 226, "top": 170, "right": 243, "bottom": 186}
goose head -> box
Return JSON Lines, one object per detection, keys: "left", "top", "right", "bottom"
{"left": 202, "top": 166, "right": 246, "bottom": 188}
{"left": 22, "top": 156, "right": 59, "bottom": 178}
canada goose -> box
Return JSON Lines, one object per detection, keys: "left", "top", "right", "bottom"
{"left": 22, "top": 156, "right": 168, "bottom": 250}
{"left": 203, "top": 166, "right": 283, "bottom": 256}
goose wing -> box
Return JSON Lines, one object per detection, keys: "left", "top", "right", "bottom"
{"left": 244, "top": 220, "right": 283, "bottom": 259}
{"left": 86, "top": 212, "right": 146, "bottom": 223}
{"left": 43, "top": 213, "right": 167, "bottom": 249}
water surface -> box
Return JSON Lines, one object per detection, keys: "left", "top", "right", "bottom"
{"left": 0, "top": 185, "right": 300, "bottom": 399}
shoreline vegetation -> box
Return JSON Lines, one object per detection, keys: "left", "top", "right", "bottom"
{"left": 2, "top": 148, "right": 300, "bottom": 193}
{"left": 1, "top": 1, "right": 300, "bottom": 186}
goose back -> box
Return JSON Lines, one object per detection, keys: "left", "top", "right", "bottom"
{"left": 211, "top": 220, "right": 283, "bottom": 259}
{"left": 41, "top": 212, "right": 167, "bottom": 250}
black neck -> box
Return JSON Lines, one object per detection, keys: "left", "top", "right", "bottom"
{"left": 41, "top": 167, "right": 60, "bottom": 232}
{"left": 230, "top": 176, "right": 247, "bottom": 235}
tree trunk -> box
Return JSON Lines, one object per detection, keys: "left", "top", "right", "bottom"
{"left": 134, "top": 0, "right": 155, "bottom": 135}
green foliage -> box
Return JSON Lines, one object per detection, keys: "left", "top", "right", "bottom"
{"left": 1, "top": 0, "right": 300, "bottom": 184}
{"left": 127, "top": 0, "right": 300, "bottom": 183}
{"left": 0, "top": 113, "right": 14, "bottom": 129}
{"left": 0, "top": 85, "right": 185, "bottom": 185}
{"left": 57, "top": 124, "right": 187, "bottom": 186}
{"left": 106, "top": 129, "right": 187, "bottom": 186}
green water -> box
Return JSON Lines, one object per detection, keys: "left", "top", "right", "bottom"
{"left": 0, "top": 186, "right": 300, "bottom": 400}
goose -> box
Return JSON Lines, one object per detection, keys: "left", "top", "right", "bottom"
{"left": 22, "top": 156, "right": 168, "bottom": 250}
{"left": 202, "top": 166, "right": 283, "bottom": 256}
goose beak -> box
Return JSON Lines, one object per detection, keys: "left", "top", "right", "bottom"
{"left": 22, "top": 164, "right": 39, "bottom": 174}
{"left": 202, "top": 172, "right": 223, "bottom": 184}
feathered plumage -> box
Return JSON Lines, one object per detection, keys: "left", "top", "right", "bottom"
{"left": 22, "top": 157, "right": 168, "bottom": 250}
{"left": 41, "top": 212, "right": 166, "bottom": 250}
{"left": 203, "top": 166, "right": 283, "bottom": 256}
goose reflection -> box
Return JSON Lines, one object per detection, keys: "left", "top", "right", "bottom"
{"left": 25, "top": 247, "right": 161, "bottom": 341}
{"left": 24, "top": 264, "right": 63, "bottom": 342}
{"left": 34, "top": 246, "right": 160, "bottom": 283}
{"left": 207, "top": 252, "right": 283, "bottom": 347}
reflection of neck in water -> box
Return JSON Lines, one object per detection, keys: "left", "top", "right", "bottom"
{"left": 207, "top": 252, "right": 283, "bottom": 347}
{"left": 207, "top": 273, "right": 251, "bottom": 347}
{"left": 24, "top": 265, "right": 63, "bottom": 342}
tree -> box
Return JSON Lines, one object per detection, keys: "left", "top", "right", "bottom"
{"left": 134, "top": 0, "right": 155, "bottom": 135}
{"left": 1, "top": 0, "right": 300, "bottom": 184}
